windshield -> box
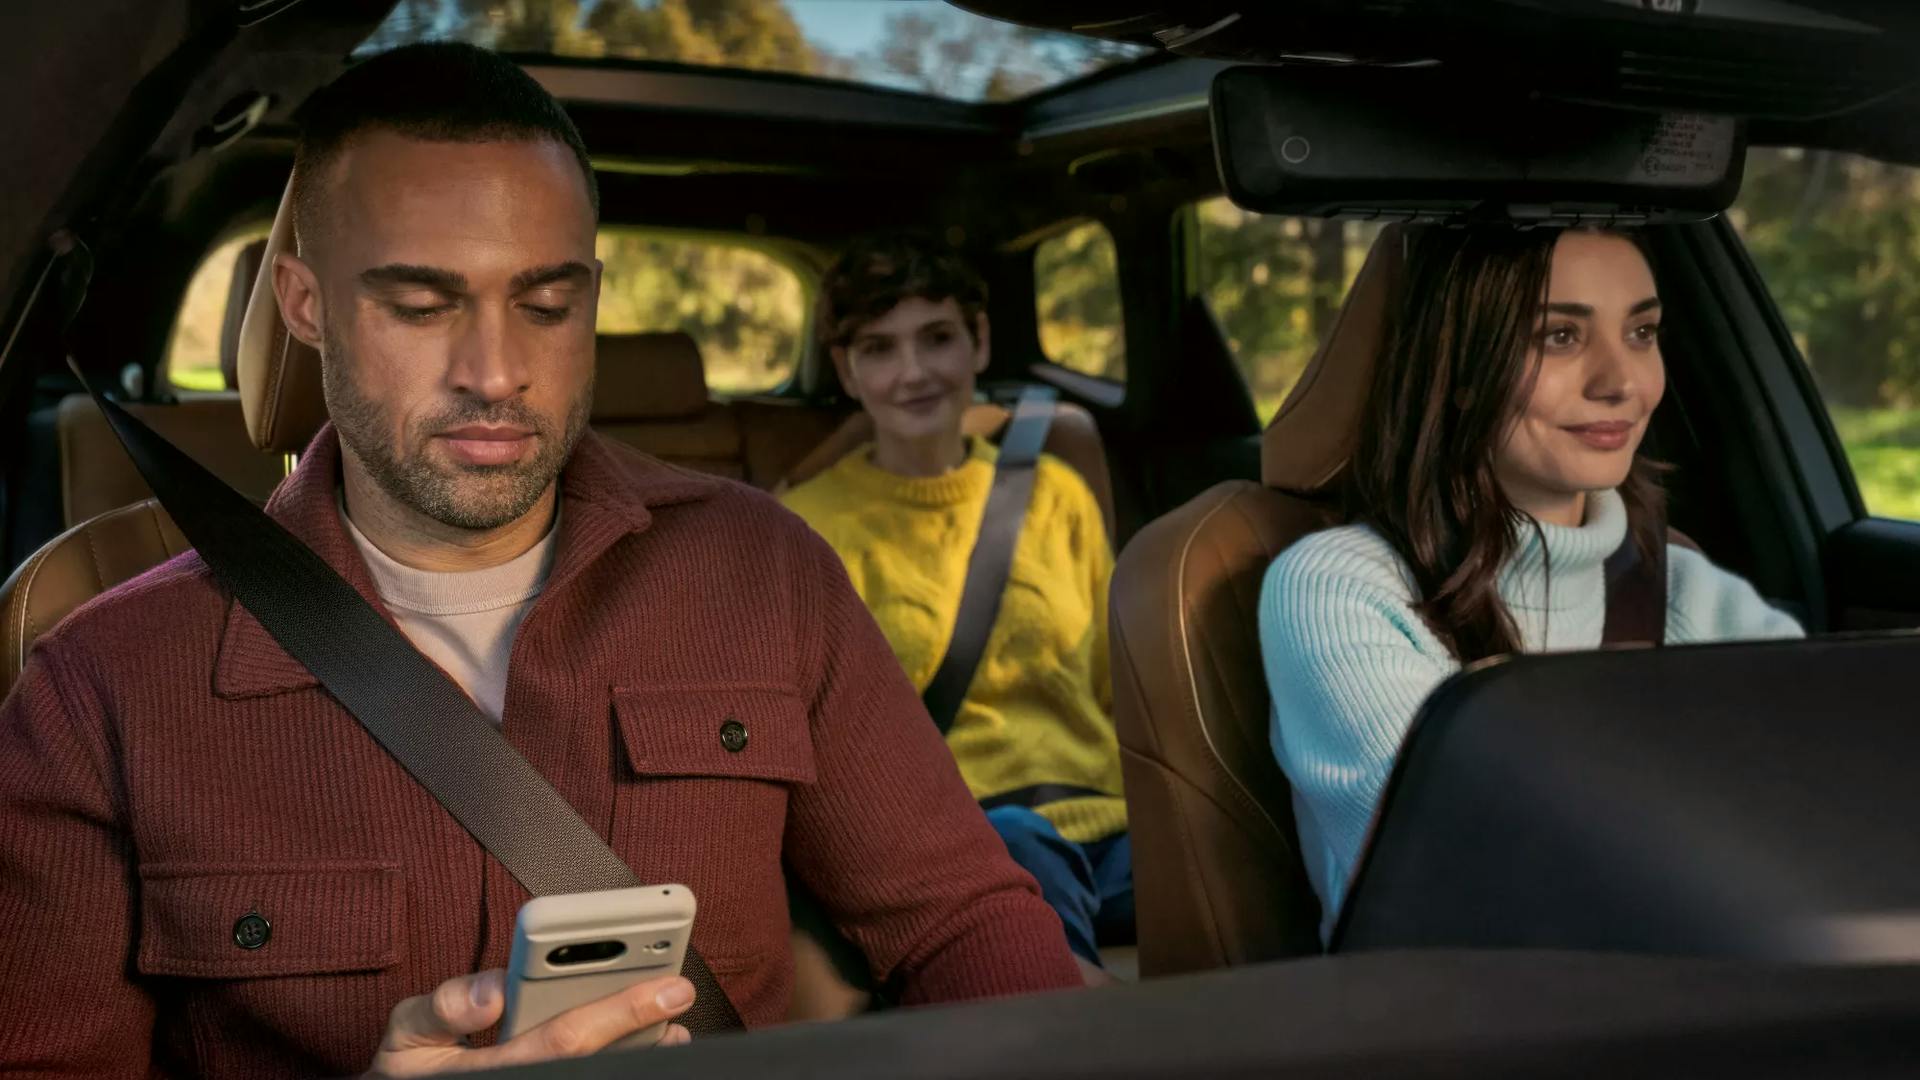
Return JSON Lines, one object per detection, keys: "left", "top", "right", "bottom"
{"left": 358, "top": 0, "right": 1155, "bottom": 102}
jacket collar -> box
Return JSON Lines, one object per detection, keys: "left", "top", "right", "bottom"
{"left": 213, "top": 425, "right": 719, "bottom": 699}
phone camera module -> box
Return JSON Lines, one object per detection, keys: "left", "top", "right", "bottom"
{"left": 547, "top": 940, "right": 627, "bottom": 966}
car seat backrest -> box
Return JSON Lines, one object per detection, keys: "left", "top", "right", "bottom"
{"left": 55, "top": 396, "right": 284, "bottom": 527}
{"left": 1108, "top": 226, "right": 1408, "bottom": 975}
{"left": 48, "top": 235, "right": 283, "bottom": 530}
{"left": 590, "top": 331, "right": 745, "bottom": 479}
{"left": 0, "top": 499, "right": 188, "bottom": 700}
{"left": 777, "top": 399, "right": 1117, "bottom": 541}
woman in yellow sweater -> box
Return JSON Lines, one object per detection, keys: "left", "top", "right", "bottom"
{"left": 780, "top": 233, "right": 1130, "bottom": 970}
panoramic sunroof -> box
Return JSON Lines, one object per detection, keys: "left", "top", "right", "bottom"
{"left": 359, "top": 0, "right": 1155, "bottom": 103}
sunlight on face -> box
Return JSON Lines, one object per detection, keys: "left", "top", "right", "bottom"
{"left": 835, "top": 296, "right": 987, "bottom": 446}
{"left": 1494, "top": 231, "right": 1667, "bottom": 525}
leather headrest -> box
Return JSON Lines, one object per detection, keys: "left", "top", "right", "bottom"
{"left": 220, "top": 238, "right": 268, "bottom": 392}
{"left": 1261, "top": 224, "right": 1409, "bottom": 493}
{"left": 592, "top": 332, "right": 710, "bottom": 421}
{"left": 236, "top": 178, "right": 327, "bottom": 454}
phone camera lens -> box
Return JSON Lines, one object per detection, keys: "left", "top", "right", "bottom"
{"left": 547, "top": 940, "right": 627, "bottom": 966}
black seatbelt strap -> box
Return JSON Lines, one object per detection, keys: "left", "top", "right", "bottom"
{"left": 1602, "top": 522, "right": 1669, "bottom": 646}
{"left": 50, "top": 239, "right": 743, "bottom": 1036}
{"left": 977, "top": 783, "right": 1112, "bottom": 812}
{"left": 921, "top": 386, "right": 1057, "bottom": 735}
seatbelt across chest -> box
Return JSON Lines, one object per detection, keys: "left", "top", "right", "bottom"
{"left": 920, "top": 386, "right": 1056, "bottom": 735}
{"left": 1601, "top": 524, "right": 1669, "bottom": 646}
{"left": 54, "top": 242, "right": 742, "bottom": 1035}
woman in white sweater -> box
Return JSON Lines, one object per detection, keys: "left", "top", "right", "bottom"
{"left": 1258, "top": 227, "right": 1804, "bottom": 940}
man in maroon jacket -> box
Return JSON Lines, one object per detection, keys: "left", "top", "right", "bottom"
{"left": 0, "top": 42, "right": 1081, "bottom": 1079}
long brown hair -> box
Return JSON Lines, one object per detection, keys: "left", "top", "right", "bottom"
{"left": 1345, "top": 226, "right": 1666, "bottom": 663}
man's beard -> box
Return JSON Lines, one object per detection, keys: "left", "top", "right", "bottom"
{"left": 322, "top": 325, "right": 592, "bottom": 531}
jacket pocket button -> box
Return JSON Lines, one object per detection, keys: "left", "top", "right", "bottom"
{"left": 719, "top": 718, "right": 748, "bottom": 753}
{"left": 233, "top": 913, "right": 272, "bottom": 950}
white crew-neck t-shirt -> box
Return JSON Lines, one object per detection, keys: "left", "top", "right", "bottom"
{"left": 339, "top": 499, "right": 559, "bottom": 725}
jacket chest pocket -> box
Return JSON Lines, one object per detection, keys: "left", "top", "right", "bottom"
{"left": 614, "top": 685, "right": 815, "bottom": 788}
{"left": 138, "top": 861, "right": 404, "bottom": 979}
{"left": 136, "top": 861, "right": 407, "bottom": 1069}
{"left": 611, "top": 686, "right": 814, "bottom": 961}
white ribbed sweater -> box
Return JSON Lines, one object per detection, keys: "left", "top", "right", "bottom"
{"left": 1258, "top": 489, "right": 1804, "bottom": 939}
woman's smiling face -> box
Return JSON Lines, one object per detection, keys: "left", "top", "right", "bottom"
{"left": 833, "top": 295, "right": 988, "bottom": 446}
{"left": 1494, "top": 230, "right": 1667, "bottom": 524}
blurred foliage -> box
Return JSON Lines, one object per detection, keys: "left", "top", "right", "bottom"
{"left": 1733, "top": 147, "right": 1920, "bottom": 411}
{"left": 1193, "top": 199, "right": 1382, "bottom": 422}
{"left": 166, "top": 227, "right": 271, "bottom": 393}
{"left": 166, "top": 228, "right": 804, "bottom": 397}
{"left": 1733, "top": 147, "right": 1920, "bottom": 518}
{"left": 1035, "top": 222, "right": 1123, "bottom": 381}
{"left": 361, "top": 0, "right": 1146, "bottom": 101}
{"left": 1830, "top": 406, "right": 1920, "bottom": 520}
{"left": 865, "top": 6, "right": 1145, "bottom": 102}
{"left": 595, "top": 230, "right": 806, "bottom": 395}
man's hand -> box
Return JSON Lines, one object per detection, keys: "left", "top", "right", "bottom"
{"left": 365, "top": 968, "right": 694, "bottom": 1077}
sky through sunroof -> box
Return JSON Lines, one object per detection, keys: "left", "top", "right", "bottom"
{"left": 359, "top": 1, "right": 1154, "bottom": 103}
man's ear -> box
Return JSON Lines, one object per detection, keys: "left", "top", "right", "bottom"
{"left": 971, "top": 312, "right": 992, "bottom": 375}
{"left": 272, "top": 252, "right": 326, "bottom": 351}
{"left": 829, "top": 344, "right": 859, "bottom": 401}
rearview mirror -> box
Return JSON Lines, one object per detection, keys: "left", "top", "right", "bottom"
{"left": 1211, "top": 66, "right": 1746, "bottom": 224}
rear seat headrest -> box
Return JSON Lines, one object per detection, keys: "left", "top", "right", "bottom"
{"left": 592, "top": 332, "right": 710, "bottom": 422}
{"left": 1261, "top": 223, "right": 1409, "bottom": 493}
{"left": 236, "top": 177, "right": 327, "bottom": 454}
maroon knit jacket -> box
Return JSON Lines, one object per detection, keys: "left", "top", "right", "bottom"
{"left": 0, "top": 426, "right": 1081, "bottom": 1078}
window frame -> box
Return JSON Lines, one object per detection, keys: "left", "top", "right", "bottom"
{"left": 1030, "top": 216, "right": 1127, "bottom": 389}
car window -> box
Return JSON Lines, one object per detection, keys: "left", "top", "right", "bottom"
{"left": 1190, "top": 197, "right": 1384, "bottom": 425}
{"left": 164, "top": 227, "right": 808, "bottom": 399}
{"left": 595, "top": 229, "right": 808, "bottom": 397}
{"left": 1731, "top": 147, "right": 1920, "bottom": 521}
{"left": 164, "top": 226, "right": 272, "bottom": 393}
{"left": 1035, "top": 221, "right": 1125, "bottom": 383}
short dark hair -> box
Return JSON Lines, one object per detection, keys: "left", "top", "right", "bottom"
{"left": 818, "top": 232, "right": 988, "bottom": 349}
{"left": 290, "top": 42, "right": 599, "bottom": 253}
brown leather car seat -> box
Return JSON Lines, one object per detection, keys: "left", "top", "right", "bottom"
{"left": 1109, "top": 226, "right": 1408, "bottom": 977}
{"left": 48, "top": 236, "right": 284, "bottom": 529}
{"left": 54, "top": 396, "right": 285, "bottom": 528}
{"left": 778, "top": 397, "right": 1117, "bottom": 540}
{"left": 0, "top": 499, "right": 187, "bottom": 700}
{"left": 591, "top": 331, "right": 746, "bottom": 478}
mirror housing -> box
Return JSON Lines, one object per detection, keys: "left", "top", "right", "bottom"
{"left": 1212, "top": 65, "right": 1746, "bottom": 225}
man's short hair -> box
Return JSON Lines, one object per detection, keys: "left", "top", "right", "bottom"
{"left": 818, "top": 232, "right": 988, "bottom": 349}
{"left": 290, "top": 42, "right": 599, "bottom": 254}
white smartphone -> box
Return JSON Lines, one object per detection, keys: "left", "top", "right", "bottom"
{"left": 500, "top": 884, "right": 696, "bottom": 1052}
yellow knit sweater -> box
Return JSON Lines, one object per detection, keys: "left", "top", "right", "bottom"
{"left": 780, "top": 438, "right": 1126, "bottom": 843}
